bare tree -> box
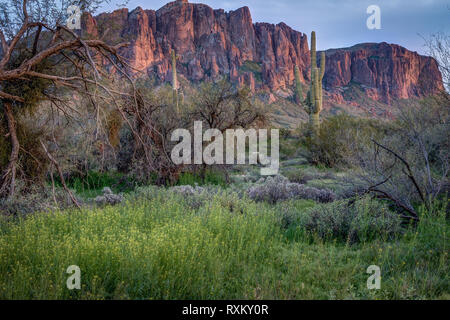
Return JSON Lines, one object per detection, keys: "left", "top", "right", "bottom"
{"left": 350, "top": 102, "right": 449, "bottom": 220}
{"left": 0, "top": 0, "right": 131, "bottom": 198}
{"left": 189, "top": 79, "right": 268, "bottom": 181}
{"left": 119, "top": 84, "right": 186, "bottom": 186}
{"left": 425, "top": 32, "right": 450, "bottom": 92}
{"left": 189, "top": 79, "right": 267, "bottom": 132}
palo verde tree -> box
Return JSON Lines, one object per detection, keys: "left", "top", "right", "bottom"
{"left": 0, "top": 0, "right": 130, "bottom": 199}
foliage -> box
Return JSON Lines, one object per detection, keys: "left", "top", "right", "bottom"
{"left": 94, "top": 187, "right": 124, "bottom": 206}
{"left": 280, "top": 196, "right": 403, "bottom": 243}
{"left": 0, "top": 182, "right": 82, "bottom": 216}
{"left": 0, "top": 0, "right": 131, "bottom": 199}
{"left": 301, "top": 114, "right": 390, "bottom": 167}
{"left": 0, "top": 112, "right": 49, "bottom": 184}
{"left": 0, "top": 0, "right": 108, "bottom": 39}
{"left": 189, "top": 78, "right": 267, "bottom": 131}
{"left": 348, "top": 102, "right": 449, "bottom": 218}
{"left": 57, "top": 170, "right": 134, "bottom": 198}
{"left": 176, "top": 169, "right": 227, "bottom": 187}
{"left": 424, "top": 32, "right": 449, "bottom": 91}
{"left": 0, "top": 190, "right": 447, "bottom": 299}
{"left": 247, "top": 175, "right": 335, "bottom": 204}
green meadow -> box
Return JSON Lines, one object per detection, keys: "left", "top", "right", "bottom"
{"left": 0, "top": 189, "right": 447, "bottom": 300}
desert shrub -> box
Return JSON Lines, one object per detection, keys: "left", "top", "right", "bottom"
{"left": 170, "top": 186, "right": 244, "bottom": 212}
{"left": 274, "top": 199, "right": 317, "bottom": 229}
{"left": 282, "top": 165, "right": 336, "bottom": 184}
{"left": 0, "top": 183, "right": 83, "bottom": 216}
{"left": 306, "top": 177, "right": 360, "bottom": 199}
{"left": 246, "top": 175, "right": 335, "bottom": 204}
{"left": 348, "top": 102, "right": 449, "bottom": 219}
{"left": 130, "top": 184, "right": 250, "bottom": 212}
{"left": 0, "top": 113, "right": 49, "bottom": 188}
{"left": 283, "top": 169, "right": 310, "bottom": 184}
{"left": 279, "top": 128, "right": 291, "bottom": 139}
{"left": 131, "top": 185, "right": 210, "bottom": 210}
{"left": 93, "top": 187, "right": 124, "bottom": 207}
{"left": 283, "top": 196, "right": 403, "bottom": 243}
{"left": 300, "top": 114, "right": 390, "bottom": 167}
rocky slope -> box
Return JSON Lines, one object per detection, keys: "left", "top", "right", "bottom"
{"left": 82, "top": 0, "right": 444, "bottom": 106}
{"left": 323, "top": 43, "right": 444, "bottom": 104}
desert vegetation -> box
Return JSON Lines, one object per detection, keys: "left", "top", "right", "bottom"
{"left": 0, "top": 0, "right": 448, "bottom": 300}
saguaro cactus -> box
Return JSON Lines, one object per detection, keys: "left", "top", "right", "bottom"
{"left": 294, "top": 31, "right": 325, "bottom": 135}
{"left": 294, "top": 65, "right": 303, "bottom": 105}
{"left": 171, "top": 49, "right": 179, "bottom": 112}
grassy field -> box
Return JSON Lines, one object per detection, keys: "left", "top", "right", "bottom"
{"left": 0, "top": 188, "right": 448, "bottom": 300}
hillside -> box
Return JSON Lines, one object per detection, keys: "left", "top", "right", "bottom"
{"left": 81, "top": 0, "right": 444, "bottom": 121}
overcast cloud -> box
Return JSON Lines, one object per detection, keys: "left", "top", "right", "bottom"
{"left": 101, "top": 0, "right": 450, "bottom": 55}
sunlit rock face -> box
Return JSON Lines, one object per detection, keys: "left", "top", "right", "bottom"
{"left": 323, "top": 43, "right": 444, "bottom": 104}
{"left": 82, "top": 0, "right": 443, "bottom": 104}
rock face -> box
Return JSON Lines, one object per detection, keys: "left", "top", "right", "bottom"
{"left": 83, "top": 0, "right": 443, "bottom": 105}
{"left": 323, "top": 43, "right": 444, "bottom": 104}
{"left": 82, "top": 0, "right": 309, "bottom": 92}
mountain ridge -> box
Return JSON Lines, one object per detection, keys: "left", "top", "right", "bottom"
{"left": 81, "top": 0, "right": 444, "bottom": 108}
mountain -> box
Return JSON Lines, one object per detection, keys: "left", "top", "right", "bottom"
{"left": 82, "top": 0, "right": 444, "bottom": 111}
{"left": 323, "top": 43, "right": 444, "bottom": 105}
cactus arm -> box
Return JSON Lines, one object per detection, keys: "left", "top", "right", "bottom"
{"left": 294, "top": 65, "right": 303, "bottom": 105}
{"left": 313, "top": 68, "right": 321, "bottom": 113}
{"left": 171, "top": 49, "right": 179, "bottom": 112}
{"left": 310, "top": 31, "right": 316, "bottom": 82}
{"left": 319, "top": 52, "right": 325, "bottom": 110}
{"left": 320, "top": 51, "right": 326, "bottom": 81}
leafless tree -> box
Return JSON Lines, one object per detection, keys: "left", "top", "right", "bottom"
{"left": 425, "top": 32, "right": 450, "bottom": 92}
{"left": 0, "top": 0, "right": 132, "bottom": 199}
{"left": 118, "top": 84, "right": 186, "bottom": 185}
{"left": 349, "top": 102, "right": 448, "bottom": 220}
{"left": 189, "top": 79, "right": 267, "bottom": 132}
{"left": 188, "top": 79, "right": 268, "bottom": 181}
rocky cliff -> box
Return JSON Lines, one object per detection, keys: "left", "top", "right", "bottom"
{"left": 82, "top": 0, "right": 443, "bottom": 105}
{"left": 322, "top": 43, "right": 443, "bottom": 104}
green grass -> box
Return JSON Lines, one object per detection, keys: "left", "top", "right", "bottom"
{"left": 54, "top": 171, "right": 135, "bottom": 198}
{"left": 176, "top": 170, "right": 227, "bottom": 187}
{"left": 0, "top": 191, "right": 448, "bottom": 300}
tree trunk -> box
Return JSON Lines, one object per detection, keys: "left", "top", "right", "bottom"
{"left": 1, "top": 102, "right": 20, "bottom": 198}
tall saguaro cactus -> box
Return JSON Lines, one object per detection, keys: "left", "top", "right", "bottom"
{"left": 171, "top": 49, "right": 179, "bottom": 112}
{"left": 294, "top": 31, "right": 325, "bottom": 135}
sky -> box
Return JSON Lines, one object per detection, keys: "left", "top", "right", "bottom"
{"left": 100, "top": 0, "right": 450, "bottom": 55}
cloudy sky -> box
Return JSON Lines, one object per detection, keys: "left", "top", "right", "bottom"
{"left": 101, "top": 0, "right": 449, "bottom": 55}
